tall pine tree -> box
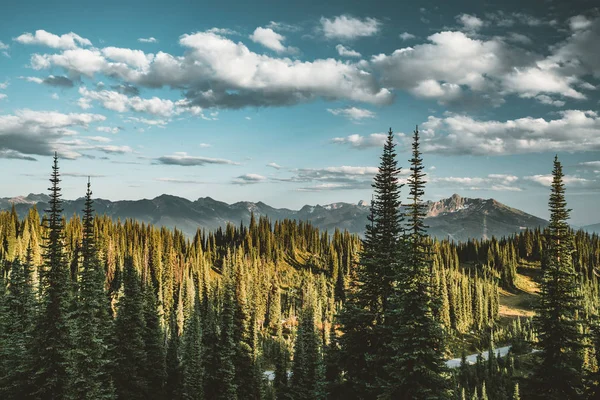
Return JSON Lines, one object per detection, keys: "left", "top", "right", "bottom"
{"left": 29, "top": 153, "right": 74, "bottom": 399}
{"left": 386, "top": 127, "right": 451, "bottom": 399}
{"left": 532, "top": 155, "right": 585, "bottom": 399}
{"left": 338, "top": 128, "right": 404, "bottom": 398}
{"left": 70, "top": 179, "right": 115, "bottom": 400}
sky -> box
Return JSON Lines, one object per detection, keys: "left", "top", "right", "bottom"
{"left": 0, "top": 0, "right": 599, "bottom": 225}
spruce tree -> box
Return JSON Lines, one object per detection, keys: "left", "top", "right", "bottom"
{"left": 217, "top": 265, "right": 238, "bottom": 400}
{"left": 338, "top": 128, "right": 403, "bottom": 398}
{"left": 0, "top": 257, "right": 35, "bottom": 399}
{"left": 113, "top": 256, "right": 147, "bottom": 400}
{"left": 386, "top": 127, "right": 450, "bottom": 399}
{"left": 70, "top": 179, "right": 115, "bottom": 400}
{"left": 290, "top": 304, "right": 325, "bottom": 400}
{"left": 143, "top": 281, "right": 167, "bottom": 399}
{"left": 532, "top": 155, "right": 585, "bottom": 399}
{"left": 29, "top": 153, "right": 74, "bottom": 399}
{"left": 182, "top": 292, "right": 204, "bottom": 400}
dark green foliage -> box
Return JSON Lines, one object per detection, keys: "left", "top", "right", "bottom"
{"left": 70, "top": 180, "right": 115, "bottom": 400}
{"left": 532, "top": 156, "right": 586, "bottom": 399}
{"left": 29, "top": 153, "right": 74, "bottom": 399}
{"left": 113, "top": 256, "right": 147, "bottom": 400}
{"left": 386, "top": 127, "right": 451, "bottom": 399}
{"left": 338, "top": 128, "right": 404, "bottom": 398}
{"left": 290, "top": 303, "right": 325, "bottom": 400}
{"left": 182, "top": 292, "right": 203, "bottom": 400}
{"left": 143, "top": 282, "right": 167, "bottom": 399}
{"left": 0, "top": 256, "right": 35, "bottom": 399}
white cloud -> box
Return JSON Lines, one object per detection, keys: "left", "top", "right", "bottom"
{"left": 87, "top": 136, "right": 112, "bottom": 143}
{"left": 419, "top": 110, "right": 600, "bottom": 155}
{"left": 267, "top": 162, "right": 282, "bottom": 169}
{"left": 0, "top": 81, "right": 7, "bottom": 90}
{"left": 0, "top": 41, "right": 8, "bottom": 50}
{"left": 399, "top": 32, "right": 416, "bottom": 41}
{"left": 15, "top": 29, "right": 91, "bottom": 49}
{"left": 33, "top": 30, "right": 392, "bottom": 108}
{"left": 331, "top": 133, "right": 387, "bottom": 149}
{"left": 0, "top": 94, "right": 7, "bottom": 100}
{"left": 456, "top": 14, "right": 485, "bottom": 31}
{"left": 525, "top": 174, "right": 591, "bottom": 187}
{"left": 250, "top": 27, "right": 294, "bottom": 53}
{"left": 78, "top": 87, "right": 200, "bottom": 118}
{"left": 138, "top": 37, "right": 158, "bottom": 43}
{"left": 432, "top": 174, "right": 522, "bottom": 191}
{"left": 51, "top": 93, "right": 59, "bottom": 100}
{"left": 156, "top": 152, "right": 239, "bottom": 166}
{"left": 569, "top": 15, "right": 592, "bottom": 31}
{"left": 535, "top": 95, "right": 565, "bottom": 107}
{"left": 336, "top": 44, "right": 361, "bottom": 57}
{"left": 320, "top": 15, "right": 381, "bottom": 40}
{"left": 327, "top": 106, "right": 375, "bottom": 122}
{"left": 232, "top": 173, "right": 267, "bottom": 184}
{"left": 102, "top": 47, "right": 154, "bottom": 69}
{"left": 199, "top": 143, "right": 211, "bottom": 148}
{"left": 97, "top": 126, "right": 120, "bottom": 134}
{"left": 0, "top": 109, "right": 106, "bottom": 159}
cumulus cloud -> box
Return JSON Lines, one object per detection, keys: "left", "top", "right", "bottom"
{"left": 0, "top": 109, "right": 106, "bottom": 159}
{"left": 336, "top": 44, "right": 361, "bottom": 57}
{"left": 77, "top": 87, "right": 201, "bottom": 118}
{"left": 15, "top": 29, "right": 91, "bottom": 49}
{"left": 535, "top": 95, "right": 565, "bottom": 107}
{"left": 0, "top": 41, "right": 8, "bottom": 50}
{"left": 250, "top": 27, "right": 295, "bottom": 53}
{"left": 267, "top": 162, "right": 282, "bottom": 169}
{"left": 327, "top": 106, "right": 375, "bottom": 122}
{"left": 25, "top": 75, "right": 74, "bottom": 88}
{"left": 32, "top": 30, "right": 391, "bottom": 109}
{"left": 320, "top": 15, "right": 381, "bottom": 40}
{"left": 456, "top": 14, "right": 485, "bottom": 31}
{"left": 399, "top": 32, "right": 416, "bottom": 41}
{"left": 138, "top": 37, "right": 158, "bottom": 43}
{"left": 569, "top": 15, "right": 592, "bottom": 31}
{"left": 232, "top": 173, "right": 267, "bottom": 184}
{"left": 419, "top": 110, "right": 600, "bottom": 155}
{"left": 156, "top": 152, "right": 239, "bottom": 166}
{"left": 331, "top": 133, "right": 387, "bottom": 149}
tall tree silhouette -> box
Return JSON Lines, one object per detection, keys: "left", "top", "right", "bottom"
{"left": 71, "top": 179, "right": 115, "bottom": 399}
{"left": 533, "top": 155, "right": 585, "bottom": 399}
{"left": 338, "top": 128, "right": 404, "bottom": 398}
{"left": 29, "top": 153, "right": 74, "bottom": 399}
{"left": 387, "top": 127, "right": 451, "bottom": 399}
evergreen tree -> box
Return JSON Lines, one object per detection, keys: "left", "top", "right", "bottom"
{"left": 113, "top": 256, "right": 147, "bottom": 400}
{"left": 29, "top": 153, "right": 74, "bottom": 399}
{"left": 386, "top": 127, "right": 451, "bottom": 399}
{"left": 217, "top": 266, "right": 238, "bottom": 400}
{"left": 290, "top": 304, "right": 325, "bottom": 400}
{"left": 338, "top": 128, "right": 404, "bottom": 398}
{"left": 532, "top": 155, "right": 585, "bottom": 399}
{"left": 70, "top": 179, "right": 115, "bottom": 400}
{"left": 182, "top": 292, "right": 204, "bottom": 400}
{"left": 143, "top": 281, "right": 167, "bottom": 399}
{"left": 0, "top": 256, "right": 35, "bottom": 399}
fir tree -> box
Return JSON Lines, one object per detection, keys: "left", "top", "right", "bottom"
{"left": 338, "top": 128, "right": 404, "bottom": 398}
{"left": 386, "top": 127, "right": 451, "bottom": 399}
{"left": 143, "top": 281, "right": 167, "bottom": 399}
{"left": 182, "top": 292, "right": 204, "bottom": 400}
{"left": 0, "top": 257, "right": 35, "bottom": 399}
{"left": 290, "top": 304, "right": 325, "bottom": 400}
{"left": 29, "top": 153, "right": 74, "bottom": 399}
{"left": 113, "top": 256, "right": 147, "bottom": 400}
{"left": 70, "top": 179, "right": 115, "bottom": 400}
{"left": 217, "top": 264, "right": 238, "bottom": 400}
{"left": 532, "top": 155, "right": 585, "bottom": 399}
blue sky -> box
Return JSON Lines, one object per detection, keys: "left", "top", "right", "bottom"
{"left": 0, "top": 0, "right": 599, "bottom": 225}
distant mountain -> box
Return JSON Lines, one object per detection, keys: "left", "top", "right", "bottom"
{"left": 582, "top": 223, "right": 600, "bottom": 234}
{"left": 0, "top": 193, "right": 547, "bottom": 242}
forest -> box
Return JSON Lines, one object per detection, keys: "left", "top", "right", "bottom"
{"left": 1, "top": 128, "right": 599, "bottom": 400}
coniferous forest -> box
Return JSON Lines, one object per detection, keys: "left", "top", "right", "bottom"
{"left": 2, "top": 128, "right": 600, "bottom": 400}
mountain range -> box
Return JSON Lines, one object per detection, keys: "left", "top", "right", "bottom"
{"left": 0, "top": 193, "right": 554, "bottom": 242}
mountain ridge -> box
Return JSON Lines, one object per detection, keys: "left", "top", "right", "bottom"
{"left": 0, "top": 192, "right": 548, "bottom": 242}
